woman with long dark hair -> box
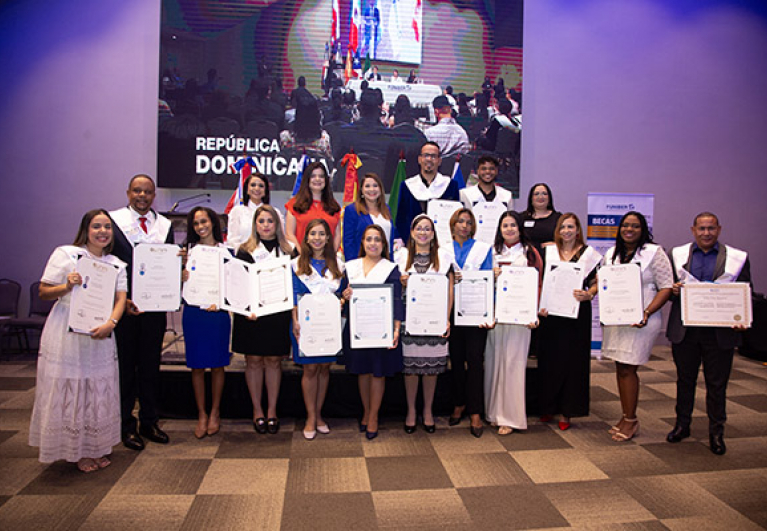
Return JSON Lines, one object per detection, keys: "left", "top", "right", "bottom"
{"left": 485, "top": 211, "right": 542, "bottom": 435}
{"left": 181, "top": 206, "right": 231, "bottom": 439}
{"left": 227, "top": 173, "right": 281, "bottom": 252}
{"left": 291, "top": 218, "right": 348, "bottom": 439}
{"left": 601, "top": 211, "right": 673, "bottom": 442}
{"left": 30, "top": 209, "right": 127, "bottom": 472}
{"left": 285, "top": 161, "right": 342, "bottom": 250}
{"left": 520, "top": 183, "right": 562, "bottom": 256}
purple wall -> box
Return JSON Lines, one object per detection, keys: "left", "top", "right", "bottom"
{"left": 1, "top": 0, "right": 766, "bottom": 315}
{"left": 523, "top": 0, "right": 767, "bottom": 291}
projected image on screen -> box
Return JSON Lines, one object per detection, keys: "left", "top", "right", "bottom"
{"left": 157, "top": 0, "right": 523, "bottom": 196}
{"left": 355, "top": 0, "right": 422, "bottom": 64}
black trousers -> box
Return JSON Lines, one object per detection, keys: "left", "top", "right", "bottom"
{"left": 115, "top": 312, "right": 167, "bottom": 434}
{"left": 672, "top": 328, "right": 734, "bottom": 436}
{"left": 448, "top": 325, "right": 488, "bottom": 416}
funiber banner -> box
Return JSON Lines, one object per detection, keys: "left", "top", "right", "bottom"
{"left": 587, "top": 193, "right": 654, "bottom": 354}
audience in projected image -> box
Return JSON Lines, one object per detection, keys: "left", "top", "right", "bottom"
{"left": 279, "top": 96, "right": 333, "bottom": 160}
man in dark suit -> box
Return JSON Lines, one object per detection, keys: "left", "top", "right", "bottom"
{"left": 110, "top": 175, "right": 175, "bottom": 451}
{"left": 666, "top": 212, "right": 751, "bottom": 455}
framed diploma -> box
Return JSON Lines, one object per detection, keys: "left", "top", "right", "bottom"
{"left": 495, "top": 266, "right": 538, "bottom": 325}
{"left": 539, "top": 262, "right": 584, "bottom": 319}
{"left": 454, "top": 270, "right": 494, "bottom": 326}
{"left": 681, "top": 282, "right": 752, "bottom": 327}
{"left": 406, "top": 274, "right": 449, "bottom": 336}
{"left": 598, "top": 264, "right": 643, "bottom": 325}
{"left": 426, "top": 199, "right": 462, "bottom": 247}
{"left": 251, "top": 256, "right": 293, "bottom": 317}
{"left": 182, "top": 245, "right": 223, "bottom": 308}
{"left": 68, "top": 256, "right": 120, "bottom": 335}
{"left": 219, "top": 255, "right": 253, "bottom": 316}
{"left": 297, "top": 293, "right": 342, "bottom": 357}
{"left": 132, "top": 243, "right": 182, "bottom": 312}
{"left": 473, "top": 202, "right": 506, "bottom": 246}
{"left": 349, "top": 284, "right": 394, "bottom": 349}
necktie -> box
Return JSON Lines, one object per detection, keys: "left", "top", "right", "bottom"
{"left": 139, "top": 216, "right": 148, "bottom": 233}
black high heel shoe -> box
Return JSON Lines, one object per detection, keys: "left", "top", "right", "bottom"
{"left": 422, "top": 422, "right": 436, "bottom": 433}
{"left": 404, "top": 422, "right": 416, "bottom": 434}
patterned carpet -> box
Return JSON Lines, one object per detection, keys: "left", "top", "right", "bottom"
{"left": 1, "top": 345, "right": 767, "bottom": 530}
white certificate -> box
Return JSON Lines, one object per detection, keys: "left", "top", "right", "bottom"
{"left": 598, "top": 264, "right": 643, "bottom": 325}
{"left": 68, "top": 256, "right": 119, "bottom": 335}
{"left": 406, "top": 273, "right": 449, "bottom": 336}
{"left": 454, "top": 270, "right": 494, "bottom": 326}
{"left": 496, "top": 266, "right": 539, "bottom": 325}
{"left": 539, "top": 261, "right": 585, "bottom": 319}
{"left": 427, "top": 199, "right": 462, "bottom": 247}
{"left": 298, "top": 293, "right": 342, "bottom": 357}
{"left": 349, "top": 284, "right": 394, "bottom": 349}
{"left": 252, "top": 256, "right": 293, "bottom": 317}
{"left": 473, "top": 202, "right": 506, "bottom": 246}
{"left": 219, "top": 255, "right": 253, "bottom": 316}
{"left": 182, "top": 245, "right": 223, "bottom": 308}
{"left": 681, "top": 282, "right": 753, "bottom": 327}
{"left": 132, "top": 243, "right": 182, "bottom": 312}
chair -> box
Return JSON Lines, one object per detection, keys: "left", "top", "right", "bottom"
{"left": 9, "top": 281, "right": 55, "bottom": 353}
{"left": 0, "top": 279, "right": 21, "bottom": 355}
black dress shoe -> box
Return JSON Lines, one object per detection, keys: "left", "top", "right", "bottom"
{"left": 709, "top": 434, "right": 726, "bottom": 455}
{"left": 139, "top": 423, "right": 170, "bottom": 444}
{"left": 253, "top": 417, "right": 267, "bottom": 434}
{"left": 666, "top": 425, "right": 691, "bottom": 443}
{"left": 422, "top": 422, "right": 436, "bottom": 434}
{"left": 365, "top": 430, "right": 379, "bottom": 440}
{"left": 122, "top": 431, "right": 145, "bottom": 451}
{"left": 470, "top": 425, "right": 484, "bottom": 438}
{"left": 404, "top": 423, "right": 417, "bottom": 434}
{"left": 448, "top": 413, "right": 464, "bottom": 426}
{"left": 267, "top": 418, "right": 280, "bottom": 435}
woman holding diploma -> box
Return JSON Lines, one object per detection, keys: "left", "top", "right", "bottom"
{"left": 342, "top": 173, "right": 402, "bottom": 261}
{"left": 285, "top": 162, "right": 342, "bottom": 250}
{"left": 485, "top": 211, "right": 542, "bottom": 435}
{"left": 601, "top": 211, "right": 673, "bottom": 442}
{"left": 342, "top": 225, "right": 404, "bottom": 439}
{"left": 538, "top": 213, "right": 601, "bottom": 431}
{"left": 182, "top": 207, "right": 231, "bottom": 439}
{"left": 29, "top": 209, "right": 127, "bottom": 473}
{"left": 395, "top": 214, "right": 454, "bottom": 433}
{"left": 448, "top": 208, "right": 493, "bottom": 437}
{"left": 292, "top": 219, "right": 348, "bottom": 439}
{"left": 232, "top": 205, "right": 297, "bottom": 435}
{"left": 227, "top": 173, "right": 282, "bottom": 251}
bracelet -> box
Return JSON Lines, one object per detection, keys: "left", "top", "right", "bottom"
{"left": 110, "top": 318, "right": 118, "bottom": 325}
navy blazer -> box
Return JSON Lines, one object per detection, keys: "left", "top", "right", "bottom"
{"left": 343, "top": 203, "right": 399, "bottom": 261}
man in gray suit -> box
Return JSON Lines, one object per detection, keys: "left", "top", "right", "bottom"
{"left": 665, "top": 212, "right": 751, "bottom": 455}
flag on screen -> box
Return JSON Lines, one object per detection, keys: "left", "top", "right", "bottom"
{"left": 451, "top": 158, "right": 466, "bottom": 190}
{"left": 412, "top": 0, "right": 422, "bottom": 42}
{"left": 292, "top": 154, "right": 310, "bottom": 196}
{"left": 225, "top": 156, "right": 255, "bottom": 214}
{"left": 341, "top": 152, "right": 362, "bottom": 205}
{"left": 344, "top": 49, "right": 353, "bottom": 84}
{"left": 350, "top": 0, "right": 361, "bottom": 53}
{"left": 388, "top": 157, "right": 407, "bottom": 220}
{"left": 331, "top": 0, "right": 340, "bottom": 46}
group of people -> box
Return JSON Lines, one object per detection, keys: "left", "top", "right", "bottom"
{"left": 28, "top": 141, "right": 751, "bottom": 473}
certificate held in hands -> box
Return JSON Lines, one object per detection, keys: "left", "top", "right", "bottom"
{"left": 598, "top": 264, "right": 643, "bottom": 325}
{"left": 69, "top": 256, "right": 120, "bottom": 335}
{"left": 132, "top": 243, "right": 182, "bottom": 312}
{"left": 183, "top": 245, "right": 224, "bottom": 308}
{"left": 298, "top": 293, "right": 342, "bottom": 357}
{"left": 681, "top": 282, "right": 752, "bottom": 327}
{"left": 539, "top": 262, "right": 584, "bottom": 319}
{"left": 406, "top": 274, "right": 448, "bottom": 336}
{"left": 454, "top": 270, "right": 494, "bottom": 326}
{"left": 495, "top": 266, "right": 538, "bottom": 325}
{"left": 349, "top": 285, "right": 394, "bottom": 349}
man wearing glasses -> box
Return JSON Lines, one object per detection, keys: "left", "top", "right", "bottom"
{"left": 395, "top": 141, "right": 460, "bottom": 244}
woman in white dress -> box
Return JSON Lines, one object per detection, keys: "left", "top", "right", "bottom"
{"left": 601, "top": 211, "right": 673, "bottom": 442}
{"left": 29, "top": 209, "right": 127, "bottom": 473}
{"left": 485, "top": 211, "right": 542, "bottom": 435}
{"left": 227, "top": 173, "right": 283, "bottom": 252}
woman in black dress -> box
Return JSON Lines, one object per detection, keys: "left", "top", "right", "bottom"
{"left": 231, "top": 205, "right": 297, "bottom": 434}
{"left": 537, "top": 214, "right": 601, "bottom": 430}
{"left": 520, "top": 183, "right": 562, "bottom": 257}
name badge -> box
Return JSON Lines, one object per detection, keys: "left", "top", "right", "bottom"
{"left": 524, "top": 221, "right": 535, "bottom": 228}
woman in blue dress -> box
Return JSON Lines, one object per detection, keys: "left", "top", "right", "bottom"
{"left": 292, "top": 218, "right": 348, "bottom": 440}
{"left": 342, "top": 172, "right": 401, "bottom": 261}
{"left": 181, "top": 207, "right": 231, "bottom": 439}
{"left": 342, "top": 225, "right": 404, "bottom": 439}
